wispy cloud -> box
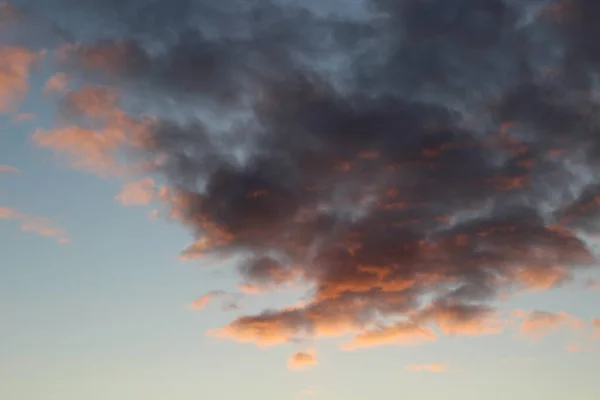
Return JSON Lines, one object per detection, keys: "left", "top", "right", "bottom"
{"left": 343, "top": 322, "right": 437, "bottom": 350}
{"left": 0, "top": 206, "right": 68, "bottom": 243}
{"left": 404, "top": 363, "right": 447, "bottom": 373}
{"left": 11, "top": 0, "right": 600, "bottom": 362}
{"left": 513, "top": 310, "right": 585, "bottom": 340}
{"left": 188, "top": 291, "right": 228, "bottom": 311}
{"left": 585, "top": 278, "right": 600, "bottom": 291}
{"left": 33, "top": 85, "right": 153, "bottom": 177}
{"left": 0, "top": 46, "right": 43, "bottom": 113}
{"left": 0, "top": 165, "right": 19, "bottom": 173}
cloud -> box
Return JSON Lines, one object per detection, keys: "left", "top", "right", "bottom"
{"left": 297, "top": 389, "right": 317, "bottom": 397}
{"left": 565, "top": 343, "right": 595, "bottom": 353}
{"left": 592, "top": 319, "right": 600, "bottom": 339}
{"left": 0, "top": 46, "right": 43, "bottom": 113}
{"left": 33, "top": 85, "right": 153, "bottom": 176}
{"left": 0, "top": 206, "right": 68, "bottom": 243}
{"left": 343, "top": 322, "right": 437, "bottom": 350}
{"left": 115, "top": 178, "right": 156, "bottom": 206}
{"left": 188, "top": 291, "right": 228, "bottom": 311}
{"left": 33, "top": 125, "right": 127, "bottom": 176}
{"left": 43, "top": 72, "right": 69, "bottom": 94}
{"left": 404, "top": 363, "right": 447, "bottom": 373}
{"left": 13, "top": 0, "right": 600, "bottom": 351}
{"left": 0, "top": 165, "right": 19, "bottom": 173}
{"left": 514, "top": 310, "right": 585, "bottom": 340}
{"left": 287, "top": 348, "right": 317, "bottom": 370}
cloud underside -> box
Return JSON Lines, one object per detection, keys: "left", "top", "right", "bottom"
{"left": 14, "top": 0, "right": 600, "bottom": 347}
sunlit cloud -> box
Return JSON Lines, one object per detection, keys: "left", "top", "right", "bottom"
{"left": 115, "top": 178, "right": 156, "bottom": 206}
{"left": 592, "top": 319, "right": 600, "bottom": 339}
{"left": 297, "top": 389, "right": 317, "bottom": 397}
{"left": 287, "top": 348, "right": 317, "bottom": 370}
{"left": 513, "top": 310, "right": 585, "bottom": 340}
{"left": 0, "top": 46, "right": 43, "bottom": 113}
{"left": 343, "top": 322, "right": 437, "bottom": 350}
{"left": 43, "top": 72, "right": 69, "bottom": 94}
{"left": 33, "top": 85, "right": 154, "bottom": 177}
{"left": 0, "top": 165, "right": 19, "bottom": 173}
{"left": 404, "top": 363, "right": 447, "bottom": 373}
{"left": 188, "top": 291, "right": 228, "bottom": 311}
{"left": 33, "top": 125, "right": 127, "bottom": 176}
{"left": 0, "top": 205, "right": 68, "bottom": 243}
{"left": 565, "top": 343, "right": 595, "bottom": 353}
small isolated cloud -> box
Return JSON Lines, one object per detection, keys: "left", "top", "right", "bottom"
{"left": 404, "top": 363, "right": 447, "bottom": 373}
{"left": 565, "top": 343, "right": 595, "bottom": 353}
{"left": 287, "top": 348, "right": 317, "bottom": 370}
{"left": 188, "top": 291, "right": 228, "bottom": 311}
{"left": 514, "top": 310, "right": 585, "bottom": 340}
{"left": 0, "top": 46, "right": 43, "bottom": 113}
{"left": 298, "top": 389, "right": 317, "bottom": 397}
{"left": 115, "top": 178, "right": 156, "bottom": 206}
{"left": 592, "top": 319, "right": 600, "bottom": 339}
{"left": 237, "top": 282, "right": 265, "bottom": 295}
{"left": 0, "top": 206, "right": 68, "bottom": 243}
{"left": 43, "top": 72, "right": 69, "bottom": 94}
{"left": 0, "top": 165, "right": 19, "bottom": 174}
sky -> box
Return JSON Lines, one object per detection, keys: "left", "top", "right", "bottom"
{"left": 1, "top": 1, "right": 600, "bottom": 399}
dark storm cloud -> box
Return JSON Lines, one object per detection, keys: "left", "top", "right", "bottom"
{"left": 17, "top": 0, "right": 600, "bottom": 345}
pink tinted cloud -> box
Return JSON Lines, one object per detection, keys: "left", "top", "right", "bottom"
{"left": 514, "top": 310, "right": 585, "bottom": 339}
{"left": 404, "top": 363, "right": 447, "bottom": 373}
{"left": 565, "top": 343, "right": 595, "bottom": 353}
{"left": 0, "top": 206, "right": 68, "bottom": 243}
{"left": 0, "top": 165, "right": 19, "bottom": 173}
{"left": 237, "top": 283, "right": 265, "bottom": 295}
{"left": 287, "top": 349, "right": 317, "bottom": 370}
{"left": 343, "top": 322, "right": 437, "bottom": 350}
{"left": 0, "top": 46, "right": 43, "bottom": 113}
{"left": 298, "top": 389, "right": 317, "bottom": 397}
{"left": 592, "top": 319, "right": 600, "bottom": 339}
{"left": 33, "top": 85, "right": 154, "bottom": 177}
{"left": 43, "top": 72, "right": 69, "bottom": 94}
{"left": 115, "top": 178, "right": 156, "bottom": 206}
{"left": 188, "top": 291, "right": 228, "bottom": 311}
